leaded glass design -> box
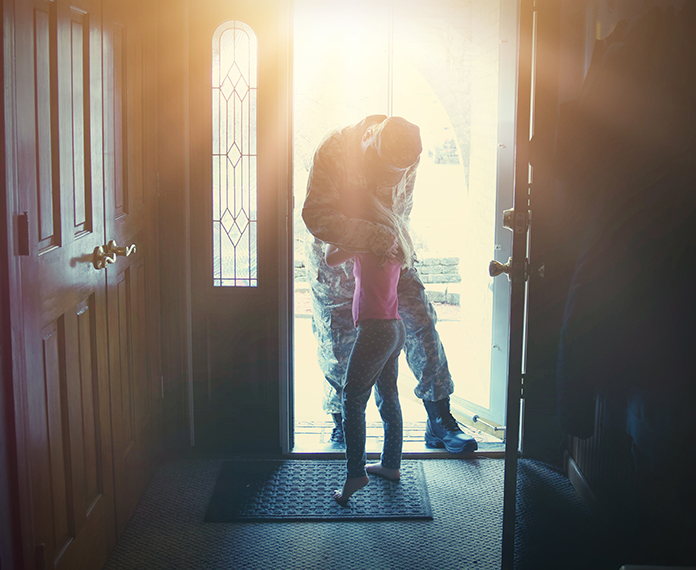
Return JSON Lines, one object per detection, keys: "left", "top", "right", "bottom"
{"left": 212, "top": 21, "right": 258, "bottom": 287}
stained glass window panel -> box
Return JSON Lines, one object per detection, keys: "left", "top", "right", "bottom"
{"left": 212, "top": 21, "right": 257, "bottom": 287}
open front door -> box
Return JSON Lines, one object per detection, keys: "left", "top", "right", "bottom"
{"left": 498, "top": 0, "right": 534, "bottom": 568}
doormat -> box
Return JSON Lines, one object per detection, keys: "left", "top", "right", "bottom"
{"left": 204, "top": 459, "right": 432, "bottom": 522}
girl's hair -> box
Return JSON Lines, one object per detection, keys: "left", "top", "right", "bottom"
{"left": 365, "top": 195, "right": 414, "bottom": 269}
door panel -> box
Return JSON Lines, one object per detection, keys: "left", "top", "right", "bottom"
{"left": 16, "top": 0, "right": 117, "bottom": 567}
{"left": 108, "top": 256, "right": 154, "bottom": 532}
{"left": 33, "top": 298, "right": 114, "bottom": 570}
{"left": 34, "top": 2, "right": 58, "bottom": 252}
{"left": 29, "top": 303, "right": 114, "bottom": 570}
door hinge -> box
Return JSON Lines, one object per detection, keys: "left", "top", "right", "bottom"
{"left": 520, "top": 373, "right": 526, "bottom": 400}
{"left": 17, "top": 212, "right": 29, "bottom": 256}
{"left": 472, "top": 414, "right": 506, "bottom": 433}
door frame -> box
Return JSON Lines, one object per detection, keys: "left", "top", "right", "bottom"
{"left": 501, "top": 0, "right": 535, "bottom": 568}
{"left": 278, "top": 0, "right": 294, "bottom": 456}
{"left": 284, "top": 0, "right": 524, "bottom": 454}
{"left": 1, "top": 1, "right": 32, "bottom": 567}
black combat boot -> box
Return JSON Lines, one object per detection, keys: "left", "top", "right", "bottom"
{"left": 330, "top": 413, "right": 345, "bottom": 445}
{"left": 423, "top": 397, "right": 478, "bottom": 453}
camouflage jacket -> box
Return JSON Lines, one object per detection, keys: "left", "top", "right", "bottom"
{"left": 301, "top": 114, "right": 418, "bottom": 257}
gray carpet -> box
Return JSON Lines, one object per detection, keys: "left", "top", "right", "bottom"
{"left": 101, "top": 455, "right": 696, "bottom": 569}
{"left": 104, "top": 458, "right": 504, "bottom": 569}
{"left": 204, "top": 459, "right": 432, "bottom": 522}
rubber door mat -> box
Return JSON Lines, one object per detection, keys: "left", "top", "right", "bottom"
{"left": 204, "top": 459, "right": 432, "bottom": 522}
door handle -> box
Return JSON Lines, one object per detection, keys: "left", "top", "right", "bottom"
{"left": 489, "top": 257, "right": 530, "bottom": 282}
{"left": 106, "top": 240, "right": 137, "bottom": 257}
{"left": 93, "top": 246, "right": 117, "bottom": 269}
{"left": 489, "top": 258, "right": 512, "bottom": 278}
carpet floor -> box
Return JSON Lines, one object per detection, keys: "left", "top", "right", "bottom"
{"left": 104, "top": 457, "right": 504, "bottom": 569}
{"left": 103, "top": 457, "right": 641, "bottom": 570}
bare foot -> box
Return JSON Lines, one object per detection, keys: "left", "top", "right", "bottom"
{"left": 333, "top": 475, "right": 369, "bottom": 506}
{"left": 366, "top": 463, "right": 401, "bottom": 481}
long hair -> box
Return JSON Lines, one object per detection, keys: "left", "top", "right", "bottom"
{"left": 365, "top": 195, "right": 415, "bottom": 270}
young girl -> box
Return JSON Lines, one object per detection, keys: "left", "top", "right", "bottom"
{"left": 325, "top": 197, "right": 415, "bottom": 505}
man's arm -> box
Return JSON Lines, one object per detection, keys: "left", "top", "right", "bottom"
{"left": 301, "top": 136, "right": 395, "bottom": 256}
{"left": 325, "top": 244, "right": 355, "bottom": 267}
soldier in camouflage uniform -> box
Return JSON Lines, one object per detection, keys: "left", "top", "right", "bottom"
{"left": 302, "top": 115, "right": 477, "bottom": 454}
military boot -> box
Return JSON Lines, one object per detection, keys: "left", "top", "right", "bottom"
{"left": 423, "top": 397, "right": 478, "bottom": 453}
{"left": 329, "top": 413, "right": 345, "bottom": 445}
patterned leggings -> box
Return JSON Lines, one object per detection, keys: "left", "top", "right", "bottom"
{"left": 311, "top": 266, "right": 454, "bottom": 414}
{"left": 343, "top": 319, "right": 406, "bottom": 479}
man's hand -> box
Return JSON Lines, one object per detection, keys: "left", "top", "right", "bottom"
{"left": 386, "top": 234, "right": 399, "bottom": 259}
{"left": 325, "top": 244, "right": 355, "bottom": 267}
{"left": 370, "top": 226, "right": 398, "bottom": 258}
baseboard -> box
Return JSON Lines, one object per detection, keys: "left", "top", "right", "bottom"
{"left": 564, "top": 450, "right": 600, "bottom": 515}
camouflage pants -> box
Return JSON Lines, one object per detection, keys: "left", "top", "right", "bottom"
{"left": 310, "top": 266, "right": 454, "bottom": 415}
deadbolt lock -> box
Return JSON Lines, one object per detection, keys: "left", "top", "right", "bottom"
{"left": 502, "top": 208, "right": 531, "bottom": 234}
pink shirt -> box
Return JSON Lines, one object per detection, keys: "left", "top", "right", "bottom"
{"left": 352, "top": 253, "right": 402, "bottom": 326}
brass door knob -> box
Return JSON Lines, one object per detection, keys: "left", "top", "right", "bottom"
{"left": 106, "top": 240, "right": 137, "bottom": 257}
{"left": 489, "top": 258, "right": 512, "bottom": 277}
{"left": 93, "top": 246, "right": 117, "bottom": 270}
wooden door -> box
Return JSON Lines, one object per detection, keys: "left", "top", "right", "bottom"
{"left": 13, "top": 0, "right": 117, "bottom": 568}
{"left": 102, "top": 0, "right": 162, "bottom": 535}
{"left": 8, "top": 0, "right": 161, "bottom": 566}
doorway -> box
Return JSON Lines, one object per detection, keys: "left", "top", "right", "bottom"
{"left": 291, "top": 0, "right": 514, "bottom": 453}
